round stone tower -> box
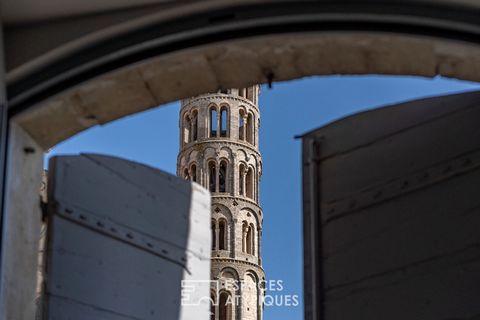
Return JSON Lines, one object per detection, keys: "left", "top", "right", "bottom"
{"left": 177, "top": 86, "right": 264, "bottom": 320}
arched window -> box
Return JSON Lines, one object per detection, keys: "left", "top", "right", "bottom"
{"left": 246, "top": 167, "right": 254, "bottom": 199}
{"left": 219, "top": 161, "right": 227, "bottom": 193}
{"left": 184, "top": 115, "right": 191, "bottom": 144}
{"left": 191, "top": 110, "right": 198, "bottom": 141}
{"left": 246, "top": 113, "right": 254, "bottom": 144}
{"left": 219, "top": 291, "right": 232, "bottom": 320}
{"left": 211, "top": 220, "right": 216, "bottom": 250}
{"left": 242, "top": 222, "right": 247, "bottom": 252}
{"left": 246, "top": 224, "right": 253, "bottom": 255}
{"left": 190, "top": 164, "right": 197, "bottom": 182}
{"left": 210, "top": 292, "right": 216, "bottom": 320}
{"left": 239, "top": 164, "right": 245, "bottom": 196}
{"left": 209, "top": 162, "right": 217, "bottom": 192}
{"left": 242, "top": 221, "right": 254, "bottom": 255}
{"left": 210, "top": 108, "right": 218, "bottom": 137}
{"left": 218, "top": 220, "right": 226, "bottom": 250}
{"left": 239, "top": 110, "right": 245, "bottom": 140}
{"left": 183, "top": 168, "right": 190, "bottom": 180}
{"left": 220, "top": 107, "right": 228, "bottom": 137}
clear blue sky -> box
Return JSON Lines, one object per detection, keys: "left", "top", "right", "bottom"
{"left": 46, "top": 75, "right": 480, "bottom": 319}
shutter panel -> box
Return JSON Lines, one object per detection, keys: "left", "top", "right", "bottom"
{"left": 302, "top": 91, "right": 480, "bottom": 320}
{"left": 43, "top": 154, "right": 211, "bottom": 320}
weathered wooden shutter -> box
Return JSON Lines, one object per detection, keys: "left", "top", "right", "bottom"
{"left": 43, "top": 154, "right": 211, "bottom": 320}
{"left": 302, "top": 91, "right": 480, "bottom": 320}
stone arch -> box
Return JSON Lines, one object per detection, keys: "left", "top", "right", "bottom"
{"left": 242, "top": 160, "right": 258, "bottom": 201}
{"left": 217, "top": 290, "right": 233, "bottom": 320}
{"left": 236, "top": 149, "right": 247, "bottom": 163}
{"left": 210, "top": 289, "right": 217, "bottom": 320}
{"left": 218, "top": 156, "right": 230, "bottom": 165}
{"left": 187, "top": 149, "right": 199, "bottom": 164}
{"left": 241, "top": 219, "right": 256, "bottom": 256}
{"left": 238, "top": 106, "right": 247, "bottom": 141}
{"left": 238, "top": 161, "right": 247, "bottom": 197}
{"left": 247, "top": 153, "right": 258, "bottom": 168}
{"left": 217, "top": 267, "right": 241, "bottom": 311}
{"left": 15, "top": 32, "right": 480, "bottom": 151}
{"left": 212, "top": 203, "right": 234, "bottom": 221}
{"left": 239, "top": 207, "right": 261, "bottom": 258}
{"left": 238, "top": 105, "right": 248, "bottom": 115}
{"left": 207, "top": 159, "right": 217, "bottom": 193}
{"left": 219, "top": 268, "right": 239, "bottom": 282}
{"left": 183, "top": 112, "right": 192, "bottom": 145}
{"left": 206, "top": 156, "right": 233, "bottom": 195}
{"left": 218, "top": 158, "right": 229, "bottom": 193}
{"left": 219, "top": 103, "right": 230, "bottom": 138}
{"left": 212, "top": 204, "right": 234, "bottom": 252}
{"left": 245, "top": 165, "right": 255, "bottom": 200}
{"left": 207, "top": 102, "right": 219, "bottom": 110}
{"left": 219, "top": 146, "right": 233, "bottom": 160}
{"left": 242, "top": 271, "right": 259, "bottom": 320}
{"left": 189, "top": 162, "right": 198, "bottom": 183}
{"left": 239, "top": 207, "right": 261, "bottom": 228}
{"left": 203, "top": 147, "right": 217, "bottom": 160}
{"left": 249, "top": 153, "right": 259, "bottom": 165}
{"left": 218, "top": 218, "right": 228, "bottom": 250}
{"left": 190, "top": 108, "right": 199, "bottom": 142}
{"left": 210, "top": 288, "right": 217, "bottom": 303}
{"left": 208, "top": 103, "right": 219, "bottom": 138}
{"left": 243, "top": 269, "right": 260, "bottom": 283}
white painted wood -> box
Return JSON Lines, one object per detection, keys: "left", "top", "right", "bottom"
{"left": 321, "top": 97, "right": 480, "bottom": 202}
{"left": 45, "top": 154, "right": 211, "bottom": 320}
{"left": 302, "top": 91, "right": 480, "bottom": 320}
{"left": 324, "top": 169, "right": 480, "bottom": 286}
{"left": 303, "top": 91, "right": 480, "bottom": 163}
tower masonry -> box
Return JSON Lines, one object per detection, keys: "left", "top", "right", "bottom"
{"left": 177, "top": 86, "right": 265, "bottom": 320}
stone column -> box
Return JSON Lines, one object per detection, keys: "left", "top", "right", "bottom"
{"left": 258, "top": 228, "right": 262, "bottom": 265}
{"left": 215, "top": 224, "right": 220, "bottom": 251}
{"left": 242, "top": 116, "right": 247, "bottom": 141}
{"left": 215, "top": 162, "right": 220, "bottom": 193}
{"left": 242, "top": 171, "right": 247, "bottom": 197}
{"left": 232, "top": 154, "right": 238, "bottom": 196}
{"left": 216, "top": 109, "right": 220, "bottom": 137}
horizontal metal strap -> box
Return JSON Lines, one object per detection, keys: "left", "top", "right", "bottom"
{"left": 322, "top": 148, "right": 480, "bottom": 224}
{"left": 53, "top": 205, "right": 190, "bottom": 271}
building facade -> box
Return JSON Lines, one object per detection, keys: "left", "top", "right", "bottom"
{"left": 177, "top": 87, "right": 265, "bottom": 320}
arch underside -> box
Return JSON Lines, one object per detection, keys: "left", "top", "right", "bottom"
{"left": 11, "top": 32, "right": 480, "bottom": 149}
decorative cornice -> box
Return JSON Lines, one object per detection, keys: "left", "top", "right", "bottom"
{"left": 181, "top": 94, "right": 259, "bottom": 111}
{"left": 178, "top": 139, "right": 261, "bottom": 160}
{"left": 211, "top": 195, "right": 262, "bottom": 211}
{"left": 211, "top": 257, "right": 265, "bottom": 273}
